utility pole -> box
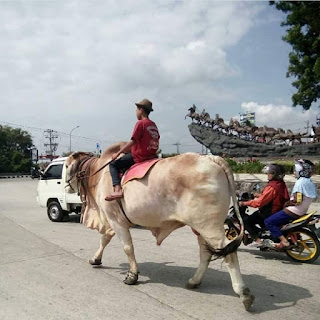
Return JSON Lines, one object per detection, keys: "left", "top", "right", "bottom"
{"left": 173, "top": 142, "right": 181, "bottom": 154}
{"left": 69, "top": 126, "right": 80, "bottom": 153}
{"left": 44, "top": 129, "right": 59, "bottom": 160}
{"left": 305, "top": 120, "right": 310, "bottom": 143}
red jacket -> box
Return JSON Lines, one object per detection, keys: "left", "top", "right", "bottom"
{"left": 244, "top": 180, "right": 289, "bottom": 214}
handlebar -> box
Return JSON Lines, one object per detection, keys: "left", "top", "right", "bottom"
{"left": 237, "top": 192, "right": 255, "bottom": 202}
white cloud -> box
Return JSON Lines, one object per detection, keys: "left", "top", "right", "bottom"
{"left": 240, "top": 102, "right": 318, "bottom": 132}
{"left": 0, "top": 1, "right": 270, "bottom": 154}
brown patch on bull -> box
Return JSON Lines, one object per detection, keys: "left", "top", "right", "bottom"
{"left": 157, "top": 154, "right": 202, "bottom": 199}
{"left": 165, "top": 154, "right": 212, "bottom": 199}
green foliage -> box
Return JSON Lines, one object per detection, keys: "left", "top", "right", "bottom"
{"left": 0, "top": 125, "right": 33, "bottom": 173}
{"left": 270, "top": 1, "right": 320, "bottom": 110}
{"left": 227, "top": 158, "right": 320, "bottom": 175}
{"left": 225, "top": 159, "right": 265, "bottom": 173}
{"left": 274, "top": 160, "right": 294, "bottom": 174}
{"left": 161, "top": 153, "right": 178, "bottom": 158}
{"left": 225, "top": 158, "right": 237, "bottom": 167}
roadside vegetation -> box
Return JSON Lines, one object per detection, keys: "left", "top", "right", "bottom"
{"left": 270, "top": 1, "right": 320, "bottom": 110}
{"left": 163, "top": 153, "right": 320, "bottom": 174}
{"left": 226, "top": 158, "right": 320, "bottom": 175}
{"left": 0, "top": 125, "right": 33, "bottom": 173}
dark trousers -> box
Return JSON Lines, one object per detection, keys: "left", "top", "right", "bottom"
{"left": 265, "top": 210, "right": 293, "bottom": 238}
{"left": 109, "top": 153, "right": 135, "bottom": 186}
{"left": 244, "top": 210, "right": 270, "bottom": 240}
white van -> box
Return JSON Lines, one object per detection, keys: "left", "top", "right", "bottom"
{"left": 36, "top": 157, "right": 82, "bottom": 222}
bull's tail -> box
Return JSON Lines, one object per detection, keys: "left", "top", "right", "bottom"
{"left": 206, "top": 155, "right": 244, "bottom": 259}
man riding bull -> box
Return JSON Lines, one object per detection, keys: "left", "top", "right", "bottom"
{"left": 105, "top": 98, "right": 160, "bottom": 201}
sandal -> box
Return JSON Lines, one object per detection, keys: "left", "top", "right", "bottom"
{"left": 274, "top": 242, "right": 290, "bottom": 250}
{"left": 105, "top": 193, "right": 123, "bottom": 201}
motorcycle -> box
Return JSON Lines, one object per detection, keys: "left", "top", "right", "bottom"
{"left": 225, "top": 192, "right": 320, "bottom": 263}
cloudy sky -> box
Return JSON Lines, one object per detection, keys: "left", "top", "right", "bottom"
{"left": 0, "top": 0, "right": 319, "bottom": 156}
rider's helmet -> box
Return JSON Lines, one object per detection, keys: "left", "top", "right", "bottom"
{"left": 294, "top": 159, "right": 315, "bottom": 179}
{"left": 262, "top": 163, "right": 285, "bottom": 181}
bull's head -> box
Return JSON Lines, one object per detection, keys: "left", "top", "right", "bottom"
{"left": 65, "top": 152, "right": 80, "bottom": 193}
{"left": 65, "top": 152, "right": 94, "bottom": 194}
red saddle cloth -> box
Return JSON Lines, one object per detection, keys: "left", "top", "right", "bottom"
{"left": 121, "top": 158, "right": 162, "bottom": 186}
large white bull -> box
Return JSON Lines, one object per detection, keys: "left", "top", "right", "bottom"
{"left": 65, "top": 142, "right": 254, "bottom": 310}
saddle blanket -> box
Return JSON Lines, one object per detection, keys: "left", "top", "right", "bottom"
{"left": 121, "top": 158, "right": 162, "bottom": 186}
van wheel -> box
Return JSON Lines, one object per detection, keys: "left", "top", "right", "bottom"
{"left": 47, "top": 201, "right": 64, "bottom": 222}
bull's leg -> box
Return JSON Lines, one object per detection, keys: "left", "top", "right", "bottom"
{"left": 225, "top": 252, "right": 254, "bottom": 311}
{"left": 116, "top": 227, "right": 139, "bottom": 285}
{"left": 187, "top": 235, "right": 212, "bottom": 289}
{"left": 89, "top": 229, "right": 115, "bottom": 266}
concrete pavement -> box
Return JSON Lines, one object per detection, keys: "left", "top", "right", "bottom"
{"left": 0, "top": 178, "right": 320, "bottom": 320}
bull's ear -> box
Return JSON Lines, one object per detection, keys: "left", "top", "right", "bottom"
{"left": 73, "top": 152, "right": 80, "bottom": 159}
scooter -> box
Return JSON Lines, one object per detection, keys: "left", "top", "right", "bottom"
{"left": 225, "top": 192, "right": 320, "bottom": 263}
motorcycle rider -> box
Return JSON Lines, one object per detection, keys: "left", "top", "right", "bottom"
{"left": 239, "top": 164, "right": 290, "bottom": 244}
{"left": 265, "top": 159, "right": 318, "bottom": 249}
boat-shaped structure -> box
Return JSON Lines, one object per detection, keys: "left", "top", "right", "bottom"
{"left": 189, "top": 123, "right": 320, "bottom": 157}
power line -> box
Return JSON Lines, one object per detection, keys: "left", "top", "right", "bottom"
{"left": 0, "top": 121, "right": 44, "bottom": 133}
{"left": 173, "top": 142, "right": 181, "bottom": 154}
{"left": 0, "top": 120, "right": 117, "bottom": 144}
{"left": 0, "top": 120, "right": 201, "bottom": 152}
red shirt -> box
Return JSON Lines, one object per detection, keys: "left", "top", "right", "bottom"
{"left": 245, "top": 180, "right": 289, "bottom": 214}
{"left": 131, "top": 118, "right": 160, "bottom": 163}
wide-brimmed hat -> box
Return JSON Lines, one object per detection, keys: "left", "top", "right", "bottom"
{"left": 135, "top": 98, "right": 153, "bottom": 112}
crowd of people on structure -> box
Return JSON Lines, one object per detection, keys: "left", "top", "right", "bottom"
{"left": 186, "top": 105, "right": 320, "bottom": 144}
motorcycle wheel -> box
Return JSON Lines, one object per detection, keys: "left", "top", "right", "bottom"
{"left": 285, "top": 228, "right": 320, "bottom": 263}
{"left": 224, "top": 222, "right": 239, "bottom": 240}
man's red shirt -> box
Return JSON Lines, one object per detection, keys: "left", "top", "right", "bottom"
{"left": 131, "top": 118, "right": 160, "bottom": 163}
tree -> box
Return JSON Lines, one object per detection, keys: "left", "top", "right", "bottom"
{"left": 0, "top": 125, "right": 33, "bottom": 173}
{"left": 270, "top": 1, "right": 320, "bottom": 110}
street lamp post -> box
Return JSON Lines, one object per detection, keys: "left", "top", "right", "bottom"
{"left": 69, "top": 126, "right": 80, "bottom": 153}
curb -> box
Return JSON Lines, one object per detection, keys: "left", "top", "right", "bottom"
{"left": 0, "top": 175, "right": 31, "bottom": 179}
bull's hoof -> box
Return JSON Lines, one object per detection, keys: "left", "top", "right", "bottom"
{"left": 241, "top": 288, "right": 255, "bottom": 311}
{"left": 123, "top": 271, "right": 139, "bottom": 285}
{"left": 185, "top": 280, "right": 201, "bottom": 289}
{"left": 89, "top": 258, "right": 102, "bottom": 266}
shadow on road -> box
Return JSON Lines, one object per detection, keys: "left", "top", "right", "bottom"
{"left": 238, "top": 247, "right": 320, "bottom": 265}
{"left": 62, "top": 214, "right": 81, "bottom": 223}
{"left": 114, "top": 261, "right": 312, "bottom": 314}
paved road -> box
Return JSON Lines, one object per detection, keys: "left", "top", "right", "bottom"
{"left": 0, "top": 178, "right": 319, "bottom": 320}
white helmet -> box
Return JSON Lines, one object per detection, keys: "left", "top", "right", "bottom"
{"left": 294, "top": 159, "right": 314, "bottom": 179}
